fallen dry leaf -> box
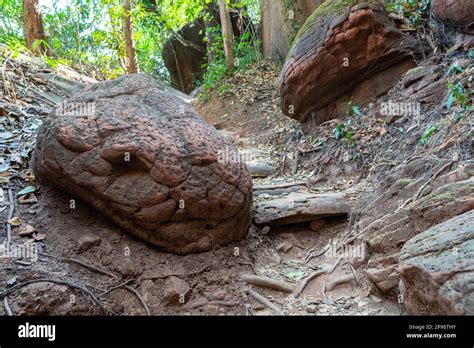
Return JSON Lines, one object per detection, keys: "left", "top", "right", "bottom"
{"left": 7, "top": 217, "right": 21, "bottom": 226}
{"left": 33, "top": 233, "right": 46, "bottom": 241}
{"left": 18, "top": 224, "right": 37, "bottom": 236}
{"left": 19, "top": 193, "right": 38, "bottom": 204}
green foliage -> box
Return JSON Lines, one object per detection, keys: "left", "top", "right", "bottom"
{"left": 332, "top": 122, "right": 356, "bottom": 145}
{"left": 0, "top": 0, "right": 25, "bottom": 56}
{"left": 1, "top": 0, "right": 262, "bottom": 84}
{"left": 333, "top": 123, "right": 347, "bottom": 140}
{"left": 0, "top": 0, "right": 23, "bottom": 36}
{"left": 446, "top": 81, "right": 468, "bottom": 109}
{"left": 198, "top": 1, "right": 262, "bottom": 99}
{"left": 445, "top": 62, "right": 472, "bottom": 122}
{"left": 282, "top": 0, "right": 303, "bottom": 44}
{"left": 447, "top": 63, "right": 463, "bottom": 77}
{"left": 386, "top": 0, "right": 430, "bottom": 25}
{"left": 199, "top": 32, "right": 262, "bottom": 98}
{"left": 419, "top": 124, "right": 437, "bottom": 145}
{"left": 344, "top": 98, "right": 362, "bottom": 117}
{"left": 0, "top": 34, "right": 27, "bottom": 57}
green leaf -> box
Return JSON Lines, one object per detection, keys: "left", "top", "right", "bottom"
{"left": 419, "top": 125, "right": 437, "bottom": 145}
{"left": 447, "top": 63, "right": 463, "bottom": 76}
{"left": 16, "top": 186, "right": 36, "bottom": 197}
{"left": 352, "top": 106, "right": 361, "bottom": 116}
{"left": 447, "top": 92, "right": 455, "bottom": 109}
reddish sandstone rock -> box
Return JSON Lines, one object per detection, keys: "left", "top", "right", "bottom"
{"left": 399, "top": 210, "right": 474, "bottom": 315}
{"left": 432, "top": 0, "right": 474, "bottom": 27}
{"left": 279, "top": 0, "right": 422, "bottom": 124}
{"left": 33, "top": 73, "right": 252, "bottom": 254}
{"left": 362, "top": 165, "right": 474, "bottom": 292}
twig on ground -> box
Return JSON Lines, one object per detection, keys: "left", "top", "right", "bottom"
{"left": 40, "top": 252, "right": 120, "bottom": 280}
{"left": 325, "top": 274, "right": 356, "bottom": 291}
{"left": 6, "top": 188, "right": 14, "bottom": 243}
{"left": 187, "top": 300, "right": 240, "bottom": 310}
{"left": 294, "top": 256, "right": 344, "bottom": 297}
{"left": 240, "top": 274, "right": 295, "bottom": 293}
{"left": 397, "top": 160, "right": 454, "bottom": 210}
{"left": 0, "top": 278, "right": 107, "bottom": 314}
{"left": 66, "top": 258, "right": 120, "bottom": 279}
{"left": 337, "top": 230, "right": 365, "bottom": 254}
{"left": 3, "top": 296, "right": 13, "bottom": 316}
{"left": 141, "top": 264, "right": 210, "bottom": 280}
{"left": 244, "top": 303, "right": 254, "bottom": 316}
{"left": 124, "top": 285, "right": 151, "bottom": 316}
{"left": 242, "top": 287, "right": 282, "bottom": 314}
{"left": 304, "top": 243, "right": 331, "bottom": 265}
{"left": 349, "top": 263, "right": 361, "bottom": 286}
{"left": 102, "top": 279, "right": 133, "bottom": 295}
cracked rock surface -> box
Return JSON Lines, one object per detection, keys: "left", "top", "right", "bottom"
{"left": 33, "top": 73, "right": 252, "bottom": 254}
{"left": 399, "top": 210, "right": 474, "bottom": 315}
{"left": 279, "top": 0, "right": 420, "bottom": 124}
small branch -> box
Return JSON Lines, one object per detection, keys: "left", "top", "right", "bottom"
{"left": 349, "top": 263, "right": 361, "bottom": 286}
{"left": 142, "top": 264, "right": 210, "bottom": 280}
{"left": 124, "top": 285, "right": 151, "bottom": 316}
{"left": 66, "top": 258, "right": 120, "bottom": 279}
{"left": 187, "top": 300, "right": 240, "bottom": 310}
{"left": 40, "top": 253, "right": 120, "bottom": 280}
{"left": 0, "top": 278, "right": 107, "bottom": 314}
{"left": 304, "top": 243, "right": 331, "bottom": 265}
{"left": 340, "top": 230, "right": 365, "bottom": 248}
{"left": 102, "top": 279, "right": 133, "bottom": 295}
{"left": 294, "top": 256, "right": 344, "bottom": 297}
{"left": 3, "top": 296, "right": 13, "bottom": 316}
{"left": 325, "top": 274, "right": 355, "bottom": 291}
{"left": 240, "top": 274, "right": 295, "bottom": 293}
{"left": 242, "top": 287, "right": 282, "bottom": 314}
{"left": 397, "top": 160, "right": 454, "bottom": 211}
{"left": 101, "top": 280, "right": 150, "bottom": 315}
{"left": 6, "top": 188, "right": 14, "bottom": 243}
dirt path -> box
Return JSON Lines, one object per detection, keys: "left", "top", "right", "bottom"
{"left": 0, "top": 55, "right": 400, "bottom": 316}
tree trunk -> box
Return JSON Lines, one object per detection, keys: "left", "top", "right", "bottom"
{"left": 203, "top": 0, "right": 220, "bottom": 64}
{"left": 218, "top": 0, "right": 234, "bottom": 71}
{"left": 254, "top": 190, "right": 357, "bottom": 225}
{"left": 22, "top": 0, "right": 49, "bottom": 56}
{"left": 122, "top": 0, "right": 139, "bottom": 74}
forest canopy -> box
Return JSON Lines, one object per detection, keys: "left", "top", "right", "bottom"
{"left": 0, "top": 0, "right": 261, "bottom": 83}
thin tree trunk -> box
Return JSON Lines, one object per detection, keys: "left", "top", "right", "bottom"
{"left": 122, "top": 0, "right": 139, "bottom": 74}
{"left": 203, "top": 0, "right": 219, "bottom": 64}
{"left": 218, "top": 0, "right": 234, "bottom": 71}
{"left": 22, "top": 0, "right": 49, "bottom": 56}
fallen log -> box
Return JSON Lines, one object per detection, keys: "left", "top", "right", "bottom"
{"left": 246, "top": 161, "right": 274, "bottom": 178}
{"left": 254, "top": 190, "right": 357, "bottom": 225}
{"left": 240, "top": 274, "right": 295, "bottom": 293}
{"left": 242, "top": 287, "right": 282, "bottom": 314}
{"left": 254, "top": 184, "right": 305, "bottom": 196}
{"left": 253, "top": 176, "right": 324, "bottom": 195}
